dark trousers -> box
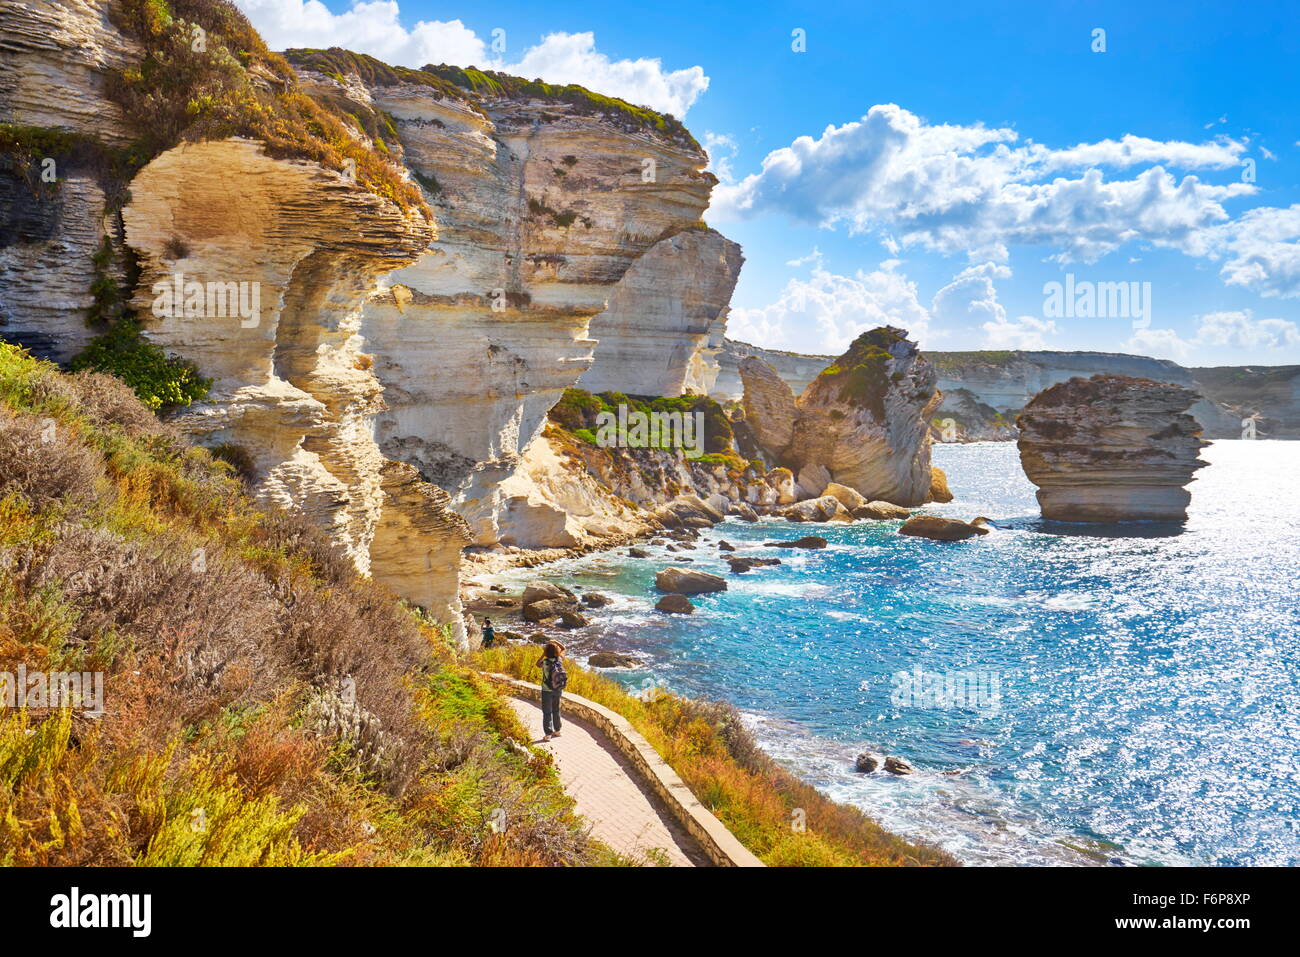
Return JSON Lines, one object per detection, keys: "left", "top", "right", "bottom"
{"left": 540, "top": 689, "right": 563, "bottom": 735}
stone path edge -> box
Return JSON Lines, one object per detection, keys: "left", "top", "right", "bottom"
{"left": 483, "top": 673, "right": 765, "bottom": 867}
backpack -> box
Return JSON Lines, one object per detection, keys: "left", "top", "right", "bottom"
{"left": 544, "top": 658, "right": 568, "bottom": 692}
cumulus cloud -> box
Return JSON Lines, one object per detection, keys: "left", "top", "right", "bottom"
{"left": 1184, "top": 205, "right": 1300, "bottom": 298}
{"left": 726, "top": 260, "right": 930, "bottom": 354}
{"left": 1124, "top": 309, "right": 1299, "bottom": 360}
{"left": 930, "top": 263, "right": 1056, "bottom": 349}
{"left": 701, "top": 132, "right": 739, "bottom": 184}
{"left": 1196, "top": 309, "right": 1300, "bottom": 349}
{"left": 233, "top": 1, "right": 709, "bottom": 116}
{"left": 1124, "top": 327, "right": 1193, "bottom": 362}
{"left": 981, "top": 314, "right": 1058, "bottom": 349}
{"left": 709, "top": 104, "right": 1254, "bottom": 264}
{"left": 236, "top": 1, "right": 486, "bottom": 64}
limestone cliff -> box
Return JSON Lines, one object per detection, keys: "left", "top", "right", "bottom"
{"left": 0, "top": 6, "right": 465, "bottom": 637}
{"left": 1189, "top": 365, "right": 1300, "bottom": 439}
{"left": 1, "top": 12, "right": 749, "bottom": 635}
{"left": 122, "top": 137, "right": 435, "bottom": 577}
{"left": 0, "top": 0, "right": 140, "bottom": 362}
{"left": 1017, "top": 375, "right": 1208, "bottom": 522}
{"left": 717, "top": 340, "right": 1272, "bottom": 441}
{"left": 740, "top": 327, "right": 941, "bottom": 506}
{"left": 928, "top": 350, "right": 1239, "bottom": 440}
{"left": 285, "top": 51, "right": 739, "bottom": 547}
{"left": 578, "top": 227, "right": 743, "bottom": 396}
{"left": 713, "top": 338, "right": 832, "bottom": 402}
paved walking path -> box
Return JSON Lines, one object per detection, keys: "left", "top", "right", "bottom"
{"left": 506, "top": 696, "right": 708, "bottom": 866}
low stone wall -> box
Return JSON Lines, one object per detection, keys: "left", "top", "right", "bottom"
{"left": 483, "top": 673, "right": 765, "bottom": 867}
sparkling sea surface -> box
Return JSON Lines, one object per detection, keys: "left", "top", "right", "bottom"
{"left": 491, "top": 441, "right": 1300, "bottom": 865}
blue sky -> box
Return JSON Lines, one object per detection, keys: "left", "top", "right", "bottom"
{"left": 236, "top": 0, "right": 1300, "bottom": 365}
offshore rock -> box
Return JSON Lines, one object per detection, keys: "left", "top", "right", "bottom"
{"left": 1016, "top": 375, "right": 1208, "bottom": 522}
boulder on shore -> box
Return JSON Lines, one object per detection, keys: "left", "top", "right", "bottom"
{"left": 897, "top": 515, "right": 989, "bottom": 541}
{"left": 928, "top": 466, "right": 954, "bottom": 504}
{"left": 627, "top": 547, "right": 649, "bottom": 558}
{"left": 653, "top": 494, "right": 725, "bottom": 529}
{"left": 883, "top": 756, "right": 914, "bottom": 776}
{"left": 581, "top": 592, "right": 612, "bottom": 608}
{"left": 558, "top": 609, "right": 590, "bottom": 628}
{"left": 727, "top": 556, "right": 783, "bottom": 573}
{"left": 854, "top": 753, "right": 880, "bottom": 773}
{"left": 522, "top": 582, "right": 576, "bottom": 607}
{"left": 523, "top": 599, "right": 564, "bottom": 622}
{"left": 588, "top": 651, "right": 641, "bottom": 668}
{"left": 795, "top": 463, "right": 832, "bottom": 500}
{"left": 765, "top": 536, "right": 828, "bottom": 549}
{"left": 777, "top": 495, "right": 851, "bottom": 523}
{"left": 852, "top": 500, "right": 912, "bottom": 520}
{"left": 1016, "top": 374, "right": 1209, "bottom": 522}
{"left": 730, "top": 501, "right": 760, "bottom": 522}
{"left": 824, "top": 482, "right": 869, "bottom": 511}
{"left": 654, "top": 567, "right": 728, "bottom": 595}
{"left": 655, "top": 593, "right": 695, "bottom": 614}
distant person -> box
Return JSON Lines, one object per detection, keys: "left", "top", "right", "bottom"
{"left": 481, "top": 617, "right": 495, "bottom": 648}
{"left": 538, "top": 640, "right": 568, "bottom": 741}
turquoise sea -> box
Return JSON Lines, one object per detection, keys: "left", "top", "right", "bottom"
{"left": 493, "top": 441, "right": 1300, "bottom": 865}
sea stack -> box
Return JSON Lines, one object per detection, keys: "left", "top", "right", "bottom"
{"left": 739, "top": 327, "right": 942, "bottom": 506}
{"left": 1016, "top": 375, "right": 1209, "bottom": 522}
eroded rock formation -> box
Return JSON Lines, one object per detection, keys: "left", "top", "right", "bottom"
{"left": 578, "top": 227, "right": 743, "bottom": 396}
{"left": 123, "top": 138, "right": 435, "bottom": 576}
{"left": 0, "top": 0, "right": 140, "bottom": 362}
{"left": 740, "top": 327, "right": 942, "bottom": 506}
{"left": 291, "top": 60, "right": 734, "bottom": 546}
{"left": 1017, "top": 374, "right": 1208, "bottom": 522}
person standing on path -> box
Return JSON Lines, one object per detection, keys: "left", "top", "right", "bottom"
{"left": 481, "top": 617, "right": 495, "bottom": 649}
{"left": 538, "top": 640, "right": 567, "bottom": 741}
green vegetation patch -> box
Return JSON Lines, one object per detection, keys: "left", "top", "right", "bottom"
{"left": 107, "top": 1, "right": 426, "bottom": 216}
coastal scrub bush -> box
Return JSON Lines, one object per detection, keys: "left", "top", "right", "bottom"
{"left": 0, "top": 343, "right": 606, "bottom": 866}
{"left": 106, "top": 0, "right": 426, "bottom": 216}
{"left": 71, "top": 318, "right": 212, "bottom": 412}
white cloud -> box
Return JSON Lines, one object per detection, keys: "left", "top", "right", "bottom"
{"left": 1124, "top": 309, "right": 1299, "bottom": 360}
{"left": 702, "top": 132, "right": 738, "bottom": 184}
{"left": 506, "top": 33, "right": 708, "bottom": 118}
{"left": 982, "top": 314, "right": 1058, "bottom": 349}
{"left": 235, "top": 1, "right": 486, "bottom": 64}
{"left": 929, "top": 262, "right": 1056, "bottom": 348}
{"left": 1124, "top": 327, "right": 1193, "bottom": 362}
{"left": 1036, "top": 134, "right": 1245, "bottom": 172}
{"left": 727, "top": 261, "right": 930, "bottom": 354}
{"left": 1195, "top": 309, "right": 1300, "bottom": 349}
{"left": 709, "top": 103, "right": 1254, "bottom": 264}
{"left": 1184, "top": 205, "right": 1300, "bottom": 298}
{"left": 234, "top": 1, "right": 709, "bottom": 116}
{"left": 931, "top": 263, "right": 1009, "bottom": 328}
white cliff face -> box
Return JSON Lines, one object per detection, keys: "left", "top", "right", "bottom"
{"left": 931, "top": 350, "right": 1240, "bottom": 439}
{"left": 298, "top": 69, "right": 728, "bottom": 546}
{"left": 0, "top": 0, "right": 137, "bottom": 145}
{"left": 712, "top": 339, "right": 833, "bottom": 402}
{"left": 2, "top": 5, "right": 751, "bottom": 625}
{"left": 121, "top": 137, "right": 440, "bottom": 586}
{"left": 0, "top": 0, "right": 139, "bottom": 363}
{"left": 578, "top": 227, "right": 743, "bottom": 397}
